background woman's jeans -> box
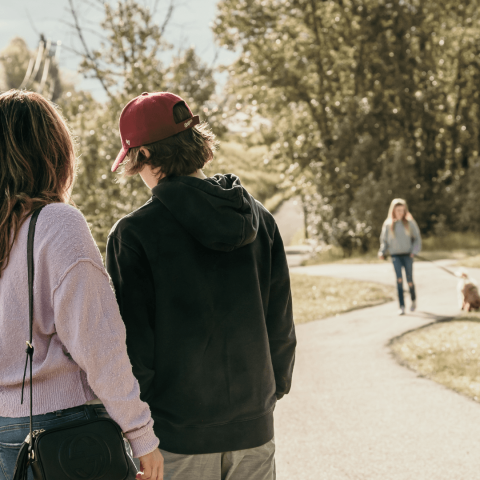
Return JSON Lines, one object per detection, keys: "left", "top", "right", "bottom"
{"left": 0, "top": 404, "right": 132, "bottom": 480}
{"left": 391, "top": 254, "right": 416, "bottom": 308}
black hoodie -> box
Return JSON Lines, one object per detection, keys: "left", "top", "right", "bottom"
{"left": 106, "top": 174, "right": 296, "bottom": 455}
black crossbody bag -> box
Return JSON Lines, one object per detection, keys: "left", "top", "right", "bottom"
{"left": 13, "top": 207, "right": 135, "bottom": 480}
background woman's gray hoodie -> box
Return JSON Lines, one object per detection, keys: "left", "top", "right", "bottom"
{"left": 378, "top": 219, "right": 422, "bottom": 256}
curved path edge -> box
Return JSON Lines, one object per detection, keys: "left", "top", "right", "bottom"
{"left": 275, "top": 260, "right": 480, "bottom": 479}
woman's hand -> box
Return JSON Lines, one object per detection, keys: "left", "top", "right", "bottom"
{"left": 137, "top": 448, "right": 164, "bottom": 480}
{"left": 379, "top": 255, "right": 385, "bottom": 260}
{"left": 410, "top": 253, "right": 414, "bottom": 258}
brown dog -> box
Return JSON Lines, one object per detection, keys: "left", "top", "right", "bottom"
{"left": 458, "top": 272, "right": 480, "bottom": 311}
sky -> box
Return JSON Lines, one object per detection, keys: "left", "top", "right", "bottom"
{"left": 0, "top": 0, "right": 238, "bottom": 100}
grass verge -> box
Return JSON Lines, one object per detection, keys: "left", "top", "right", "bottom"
{"left": 304, "top": 248, "right": 480, "bottom": 266}
{"left": 390, "top": 314, "right": 480, "bottom": 402}
{"left": 302, "top": 246, "right": 384, "bottom": 266}
{"left": 291, "top": 274, "right": 395, "bottom": 324}
{"left": 422, "top": 232, "right": 480, "bottom": 252}
{"left": 455, "top": 254, "right": 480, "bottom": 269}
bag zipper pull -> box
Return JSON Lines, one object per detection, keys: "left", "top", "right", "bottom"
{"left": 24, "top": 429, "right": 45, "bottom": 445}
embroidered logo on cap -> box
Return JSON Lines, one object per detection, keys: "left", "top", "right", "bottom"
{"left": 184, "top": 119, "right": 192, "bottom": 128}
{"left": 126, "top": 140, "right": 130, "bottom": 145}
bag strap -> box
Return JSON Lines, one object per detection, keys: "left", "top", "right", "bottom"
{"left": 20, "top": 206, "right": 45, "bottom": 454}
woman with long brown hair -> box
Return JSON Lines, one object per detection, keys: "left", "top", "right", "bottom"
{"left": 0, "top": 90, "right": 163, "bottom": 480}
{"left": 378, "top": 198, "right": 422, "bottom": 315}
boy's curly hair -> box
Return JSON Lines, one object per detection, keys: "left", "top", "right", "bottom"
{"left": 122, "top": 102, "right": 218, "bottom": 178}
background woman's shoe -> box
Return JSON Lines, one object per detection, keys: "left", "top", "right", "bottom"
{"left": 410, "top": 300, "right": 416, "bottom": 312}
{"left": 398, "top": 307, "right": 405, "bottom": 316}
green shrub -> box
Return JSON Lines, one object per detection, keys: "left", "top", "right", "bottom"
{"left": 422, "top": 232, "right": 480, "bottom": 251}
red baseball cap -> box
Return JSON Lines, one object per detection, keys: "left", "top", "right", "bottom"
{"left": 111, "top": 92, "right": 200, "bottom": 172}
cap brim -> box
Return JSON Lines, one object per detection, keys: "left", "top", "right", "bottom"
{"left": 111, "top": 146, "right": 128, "bottom": 172}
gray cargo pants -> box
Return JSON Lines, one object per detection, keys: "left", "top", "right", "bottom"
{"left": 160, "top": 438, "right": 276, "bottom": 480}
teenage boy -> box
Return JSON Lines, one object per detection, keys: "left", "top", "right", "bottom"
{"left": 106, "top": 92, "right": 296, "bottom": 480}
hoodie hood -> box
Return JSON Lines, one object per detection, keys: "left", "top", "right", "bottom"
{"left": 152, "top": 174, "right": 260, "bottom": 252}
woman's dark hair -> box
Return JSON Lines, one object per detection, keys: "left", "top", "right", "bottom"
{"left": 122, "top": 102, "right": 218, "bottom": 177}
{"left": 0, "top": 89, "right": 76, "bottom": 275}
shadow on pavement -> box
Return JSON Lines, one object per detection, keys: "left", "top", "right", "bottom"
{"left": 409, "top": 310, "right": 455, "bottom": 322}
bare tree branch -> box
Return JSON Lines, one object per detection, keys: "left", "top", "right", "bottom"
{"left": 159, "top": 0, "right": 175, "bottom": 37}
{"left": 63, "top": 22, "right": 109, "bottom": 42}
{"left": 61, "top": 44, "right": 123, "bottom": 81}
{"left": 103, "top": 12, "right": 131, "bottom": 75}
{"left": 80, "top": 0, "right": 106, "bottom": 13}
{"left": 152, "top": 0, "right": 161, "bottom": 17}
{"left": 210, "top": 48, "right": 220, "bottom": 69}
{"left": 25, "top": 9, "right": 40, "bottom": 36}
{"left": 60, "top": 43, "right": 89, "bottom": 56}
{"left": 67, "top": 0, "right": 115, "bottom": 101}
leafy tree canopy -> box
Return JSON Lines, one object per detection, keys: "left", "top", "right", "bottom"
{"left": 215, "top": 0, "right": 480, "bottom": 253}
{"left": 1, "top": 0, "right": 279, "bottom": 253}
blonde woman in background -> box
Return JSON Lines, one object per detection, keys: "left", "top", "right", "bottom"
{"left": 378, "top": 198, "right": 422, "bottom": 315}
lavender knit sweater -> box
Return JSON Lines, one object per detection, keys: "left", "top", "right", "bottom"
{"left": 0, "top": 203, "right": 159, "bottom": 458}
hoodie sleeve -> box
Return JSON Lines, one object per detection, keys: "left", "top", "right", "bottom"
{"left": 266, "top": 224, "right": 296, "bottom": 400}
{"left": 106, "top": 233, "right": 157, "bottom": 405}
{"left": 410, "top": 219, "right": 422, "bottom": 255}
{"left": 378, "top": 222, "right": 389, "bottom": 257}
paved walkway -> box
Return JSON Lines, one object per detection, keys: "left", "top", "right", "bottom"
{"left": 274, "top": 197, "right": 304, "bottom": 247}
{"left": 275, "top": 259, "right": 480, "bottom": 479}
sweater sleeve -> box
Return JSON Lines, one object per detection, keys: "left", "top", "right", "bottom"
{"left": 52, "top": 259, "right": 159, "bottom": 458}
{"left": 378, "top": 222, "right": 389, "bottom": 257}
{"left": 410, "top": 220, "right": 422, "bottom": 255}
{"left": 265, "top": 224, "right": 296, "bottom": 400}
{"left": 105, "top": 234, "right": 156, "bottom": 404}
